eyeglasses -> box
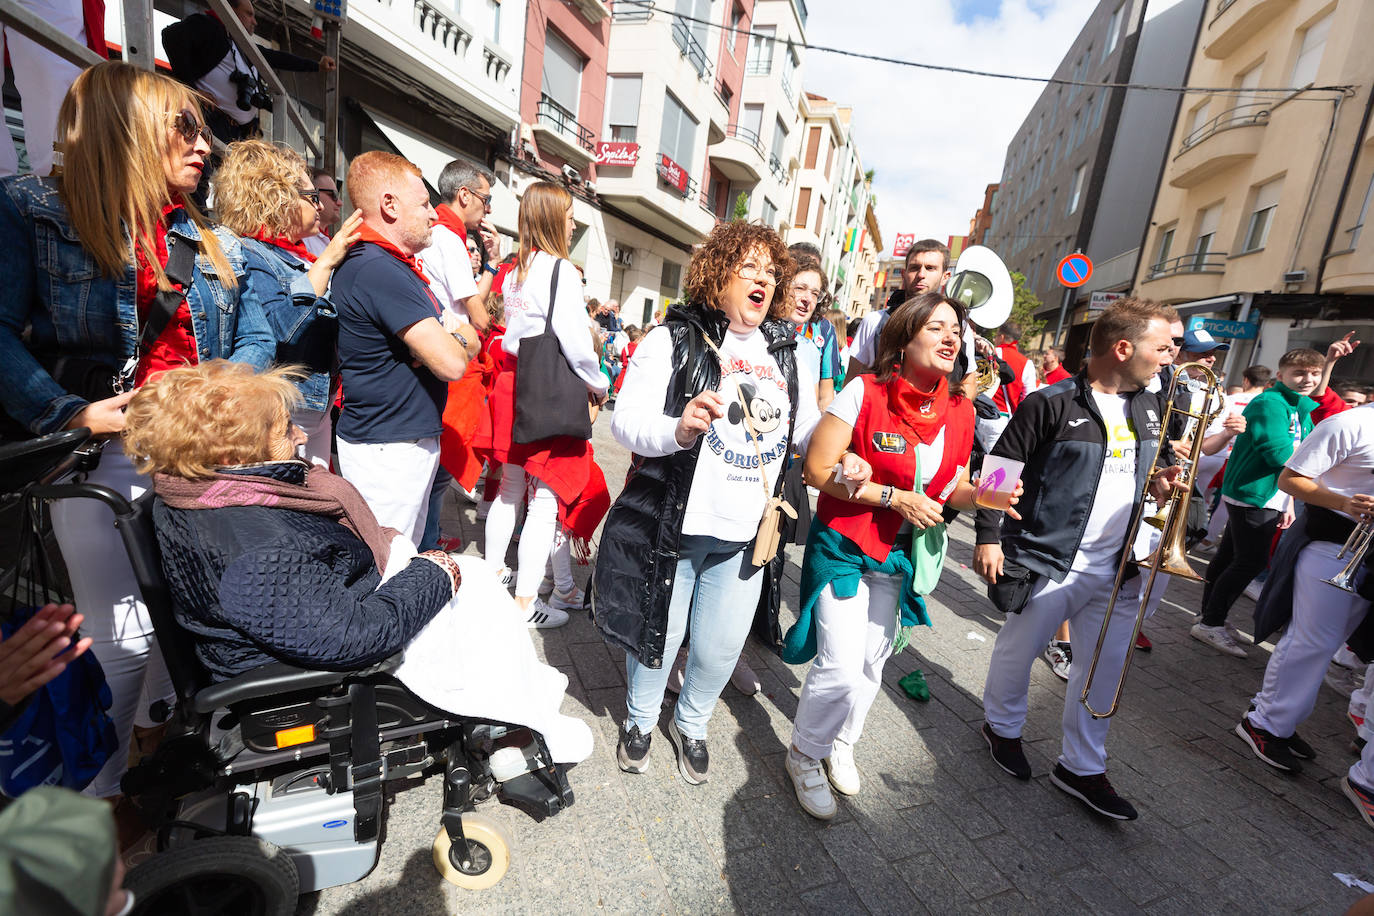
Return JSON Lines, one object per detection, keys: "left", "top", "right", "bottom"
{"left": 298, "top": 189, "right": 322, "bottom": 205}
{"left": 317, "top": 187, "right": 340, "bottom": 202}
{"left": 737, "top": 261, "right": 779, "bottom": 285}
{"left": 1171, "top": 337, "right": 1185, "bottom": 347}
{"left": 169, "top": 109, "right": 212, "bottom": 146}
{"left": 462, "top": 186, "right": 493, "bottom": 209}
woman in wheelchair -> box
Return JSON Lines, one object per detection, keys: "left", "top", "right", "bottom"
{"left": 120, "top": 360, "right": 593, "bottom": 765}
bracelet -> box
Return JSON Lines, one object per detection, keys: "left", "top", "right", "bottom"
{"left": 483, "top": 263, "right": 499, "bottom": 276}
{"left": 880, "top": 484, "right": 894, "bottom": 508}
{"left": 452, "top": 330, "right": 470, "bottom": 350}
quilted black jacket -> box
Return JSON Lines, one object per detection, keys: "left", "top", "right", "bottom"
{"left": 153, "top": 462, "right": 453, "bottom": 681}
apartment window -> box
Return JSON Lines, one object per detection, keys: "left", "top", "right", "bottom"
{"left": 1346, "top": 173, "right": 1374, "bottom": 248}
{"left": 794, "top": 187, "right": 812, "bottom": 229}
{"left": 1153, "top": 225, "right": 1175, "bottom": 272}
{"left": 1192, "top": 203, "right": 1221, "bottom": 268}
{"left": 676, "top": 0, "right": 710, "bottom": 53}
{"left": 1091, "top": 90, "right": 1106, "bottom": 130}
{"left": 487, "top": 0, "right": 500, "bottom": 42}
{"left": 815, "top": 196, "right": 826, "bottom": 234}
{"left": 606, "top": 75, "right": 641, "bottom": 142}
{"left": 1067, "top": 164, "right": 1085, "bottom": 215}
{"left": 1184, "top": 99, "right": 1210, "bottom": 145}
{"left": 1241, "top": 177, "right": 1282, "bottom": 253}
{"left": 541, "top": 30, "right": 583, "bottom": 121}
{"left": 735, "top": 104, "right": 763, "bottom": 147}
{"left": 1104, "top": 5, "right": 1122, "bottom": 58}
{"left": 660, "top": 259, "right": 682, "bottom": 297}
{"left": 660, "top": 91, "right": 698, "bottom": 172}
{"left": 762, "top": 197, "right": 777, "bottom": 225}
{"left": 771, "top": 117, "right": 788, "bottom": 163}
{"left": 1236, "top": 63, "right": 1263, "bottom": 111}
{"left": 804, "top": 126, "right": 821, "bottom": 169}
{"left": 824, "top": 142, "right": 835, "bottom": 179}
{"left": 1069, "top": 112, "right": 1081, "bottom": 151}
{"left": 746, "top": 24, "right": 775, "bottom": 74}
{"left": 1290, "top": 11, "right": 1332, "bottom": 87}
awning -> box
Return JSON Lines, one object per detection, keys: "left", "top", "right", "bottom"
{"left": 1173, "top": 294, "right": 1242, "bottom": 318}
{"left": 361, "top": 106, "right": 519, "bottom": 235}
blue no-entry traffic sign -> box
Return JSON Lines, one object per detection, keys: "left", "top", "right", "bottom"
{"left": 1057, "top": 253, "right": 1093, "bottom": 288}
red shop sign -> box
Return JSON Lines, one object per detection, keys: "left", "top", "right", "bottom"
{"left": 659, "top": 154, "right": 689, "bottom": 193}
{"left": 595, "top": 141, "right": 640, "bottom": 166}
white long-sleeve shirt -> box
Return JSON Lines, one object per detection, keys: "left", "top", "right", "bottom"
{"left": 613, "top": 324, "right": 819, "bottom": 541}
{"left": 502, "top": 252, "right": 608, "bottom": 394}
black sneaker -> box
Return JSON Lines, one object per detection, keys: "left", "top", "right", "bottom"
{"left": 667, "top": 719, "right": 709, "bottom": 784}
{"left": 1288, "top": 731, "right": 1316, "bottom": 760}
{"left": 982, "top": 722, "right": 1031, "bottom": 781}
{"left": 616, "top": 722, "right": 652, "bottom": 774}
{"left": 1050, "top": 764, "right": 1138, "bottom": 821}
{"left": 1235, "top": 716, "right": 1303, "bottom": 774}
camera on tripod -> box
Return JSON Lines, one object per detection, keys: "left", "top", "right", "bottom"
{"left": 230, "top": 69, "right": 274, "bottom": 112}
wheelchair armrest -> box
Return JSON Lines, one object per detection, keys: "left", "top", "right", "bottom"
{"left": 191, "top": 655, "right": 403, "bottom": 714}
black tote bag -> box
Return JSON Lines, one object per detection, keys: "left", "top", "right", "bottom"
{"left": 512, "top": 259, "right": 594, "bottom": 444}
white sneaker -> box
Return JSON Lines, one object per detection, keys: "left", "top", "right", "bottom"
{"left": 1190, "top": 623, "right": 1247, "bottom": 658}
{"left": 495, "top": 566, "right": 515, "bottom": 590}
{"left": 824, "top": 739, "right": 861, "bottom": 796}
{"left": 730, "top": 655, "right": 761, "bottom": 696}
{"left": 549, "top": 584, "right": 585, "bottom": 612}
{"left": 785, "top": 749, "right": 836, "bottom": 820}
{"left": 448, "top": 479, "right": 479, "bottom": 503}
{"left": 1226, "top": 624, "right": 1252, "bottom": 646}
{"left": 1243, "top": 580, "right": 1264, "bottom": 601}
{"left": 524, "top": 597, "right": 568, "bottom": 629}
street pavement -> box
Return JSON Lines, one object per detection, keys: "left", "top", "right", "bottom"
{"left": 303, "top": 410, "right": 1374, "bottom": 915}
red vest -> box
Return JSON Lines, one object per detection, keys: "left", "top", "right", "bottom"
{"left": 993, "top": 342, "right": 1029, "bottom": 413}
{"left": 817, "top": 378, "right": 976, "bottom": 562}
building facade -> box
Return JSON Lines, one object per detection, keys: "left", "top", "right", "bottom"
{"left": 1134, "top": 0, "right": 1374, "bottom": 386}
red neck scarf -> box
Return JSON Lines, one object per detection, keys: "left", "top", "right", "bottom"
{"left": 250, "top": 228, "right": 317, "bottom": 263}
{"left": 433, "top": 203, "right": 469, "bottom": 242}
{"left": 885, "top": 373, "right": 950, "bottom": 445}
{"left": 353, "top": 222, "right": 429, "bottom": 283}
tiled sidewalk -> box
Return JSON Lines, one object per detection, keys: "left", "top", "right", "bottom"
{"left": 304, "top": 414, "right": 1373, "bottom": 915}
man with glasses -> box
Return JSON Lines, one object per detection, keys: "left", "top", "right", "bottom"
{"left": 303, "top": 168, "right": 342, "bottom": 257}
{"left": 422, "top": 159, "right": 501, "bottom": 331}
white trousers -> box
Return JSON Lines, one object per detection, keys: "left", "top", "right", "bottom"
{"left": 791, "top": 571, "right": 902, "bottom": 760}
{"left": 1351, "top": 664, "right": 1374, "bottom": 788}
{"left": 1250, "top": 541, "right": 1370, "bottom": 738}
{"left": 1351, "top": 664, "right": 1374, "bottom": 741}
{"left": 48, "top": 444, "right": 175, "bottom": 798}
{"left": 291, "top": 406, "right": 333, "bottom": 469}
{"left": 983, "top": 568, "right": 1139, "bottom": 775}
{"left": 483, "top": 465, "right": 572, "bottom": 598}
{"left": 335, "top": 437, "right": 439, "bottom": 547}
{"left": 0, "top": 0, "right": 85, "bottom": 176}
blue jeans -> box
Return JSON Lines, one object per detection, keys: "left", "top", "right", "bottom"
{"left": 625, "top": 536, "right": 765, "bottom": 740}
{"left": 421, "top": 466, "right": 452, "bottom": 551}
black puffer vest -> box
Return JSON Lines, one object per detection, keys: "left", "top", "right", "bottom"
{"left": 591, "top": 301, "right": 799, "bottom": 668}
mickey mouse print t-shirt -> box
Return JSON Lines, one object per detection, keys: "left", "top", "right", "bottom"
{"left": 685, "top": 328, "right": 819, "bottom": 541}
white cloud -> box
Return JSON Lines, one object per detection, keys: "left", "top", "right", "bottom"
{"left": 801, "top": 0, "right": 1099, "bottom": 256}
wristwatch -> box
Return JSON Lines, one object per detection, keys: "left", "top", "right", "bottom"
{"left": 452, "top": 330, "right": 470, "bottom": 350}
{"left": 483, "top": 263, "right": 499, "bottom": 276}
{"left": 880, "top": 484, "right": 894, "bottom": 508}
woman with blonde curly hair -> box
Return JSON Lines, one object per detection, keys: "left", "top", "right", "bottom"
{"left": 122, "top": 360, "right": 593, "bottom": 764}
{"left": 214, "top": 139, "right": 362, "bottom": 463}
{"left": 592, "top": 221, "right": 859, "bottom": 785}
{"left": 0, "top": 61, "right": 274, "bottom": 810}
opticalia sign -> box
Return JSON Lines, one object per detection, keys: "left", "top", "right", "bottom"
{"left": 893, "top": 233, "right": 916, "bottom": 258}
{"left": 658, "top": 154, "right": 689, "bottom": 193}
{"left": 595, "top": 142, "right": 639, "bottom": 167}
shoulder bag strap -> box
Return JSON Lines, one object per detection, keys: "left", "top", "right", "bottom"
{"left": 698, "top": 331, "right": 778, "bottom": 504}
{"left": 118, "top": 234, "right": 198, "bottom": 391}
{"left": 545, "top": 258, "right": 561, "bottom": 334}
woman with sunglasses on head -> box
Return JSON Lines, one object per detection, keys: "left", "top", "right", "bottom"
{"left": 593, "top": 222, "right": 857, "bottom": 786}
{"left": 0, "top": 61, "right": 274, "bottom": 822}
{"left": 214, "top": 139, "right": 364, "bottom": 465}
{"left": 783, "top": 293, "right": 988, "bottom": 821}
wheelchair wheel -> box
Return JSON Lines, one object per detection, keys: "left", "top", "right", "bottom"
{"left": 432, "top": 813, "right": 512, "bottom": 890}
{"left": 126, "top": 835, "right": 298, "bottom": 916}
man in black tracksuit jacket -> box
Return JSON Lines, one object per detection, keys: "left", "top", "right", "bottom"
{"left": 972, "top": 299, "right": 1181, "bottom": 822}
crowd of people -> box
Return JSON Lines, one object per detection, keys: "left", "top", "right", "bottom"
{"left": 2, "top": 47, "right": 1374, "bottom": 912}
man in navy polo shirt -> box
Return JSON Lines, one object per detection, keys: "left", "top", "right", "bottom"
{"left": 332, "top": 151, "right": 471, "bottom": 545}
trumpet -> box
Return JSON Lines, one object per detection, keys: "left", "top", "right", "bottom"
{"left": 1323, "top": 519, "right": 1374, "bottom": 592}
{"left": 1079, "top": 362, "right": 1226, "bottom": 719}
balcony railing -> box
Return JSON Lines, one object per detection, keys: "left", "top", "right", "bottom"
{"left": 768, "top": 153, "right": 787, "bottom": 183}
{"left": 414, "top": 0, "right": 475, "bottom": 56}
{"left": 745, "top": 57, "right": 772, "bottom": 76}
{"left": 724, "top": 123, "right": 764, "bottom": 155}
{"left": 611, "top": 0, "right": 655, "bottom": 21}
{"left": 537, "top": 94, "right": 595, "bottom": 152}
{"left": 1148, "top": 250, "right": 1229, "bottom": 279}
{"left": 672, "top": 17, "right": 711, "bottom": 79}
{"left": 1180, "top": 102, "right": 1270, "bottom": 152}
{"left": 781, "top": 69, "right": 795, "bottom": 103}
{"left": 657, "top": 153, "right": 699, "bottom": 199}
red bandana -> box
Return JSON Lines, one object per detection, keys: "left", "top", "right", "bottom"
{"left": 433, "top": 203, "right": 469, "bottom": 242}
{"left": 353, "top": 222, "right": 429, "bottom": 283}
{"left": 249, "top": 228, "right": 317, "bottom": 263}
{"left": 885, "top": 374, "right": 950, "bottom": 446}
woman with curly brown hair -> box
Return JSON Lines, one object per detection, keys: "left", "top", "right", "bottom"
{"left": 592, "top": 221, "right": 841, "bottom": 785}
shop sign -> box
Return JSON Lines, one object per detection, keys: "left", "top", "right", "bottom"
{"left": 658, "top": 154, "right": 689, "bottom": 193}
{"left": 596, "top": 142, "right": 639, "bottom": 167}
{"left": 1189, "top": 317, "right": 1259, "bottom": 340}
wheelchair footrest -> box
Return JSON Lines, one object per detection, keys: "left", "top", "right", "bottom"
{"left": 497, "top": 764, "right": 573, "bottom": 818}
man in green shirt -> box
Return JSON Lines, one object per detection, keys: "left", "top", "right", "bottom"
{"left": 1192, "top": 348, "right": 1324, "bottom": 655}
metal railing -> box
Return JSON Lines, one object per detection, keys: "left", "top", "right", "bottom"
{"left": 723, "top": 123, "right": 764, "bottom": 156}
{"left": 611, "top": 0, "right": 655, "bottom": 21}
{"left": 1179, "top": 101, "right": 1270, "bottom": 152}
{"left": 1148, "top": 250, "right": 1229, "bottom": 278}
{"left": 713, "top": 78, "right": 730, "bottom": 110}
{"left": 672, "top": 17, "right": 711, "bottom": 79}
{"left": 768, "top": 153, "right": 787, "bottom": 183}
{"left": 745, "top": 57, "right": 772, "bottom": 76}
{"left": 781, "top": 69, "right": 795, "bottom": 103}
{"left": 536, "top": 94, "right": 595, "bottom": 152}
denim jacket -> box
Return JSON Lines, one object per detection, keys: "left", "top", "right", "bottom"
{"left": 239, "top": 237, "right": 337, "bottom": 411}
{"left": 0, "top": 175, "right": 276, "bottom": 435}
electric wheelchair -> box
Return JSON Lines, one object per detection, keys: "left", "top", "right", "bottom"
{"left": 1, "top": 429, "right": 575, "bottom": 914}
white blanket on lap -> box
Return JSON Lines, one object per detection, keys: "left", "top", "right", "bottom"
{"left": 381, "top": 538, "right": 593, "bottom": 764}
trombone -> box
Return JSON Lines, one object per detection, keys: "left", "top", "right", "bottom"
{"left": 1080, "top": 363, "right": 1227, "bottom": 719}
{"left": 1323, "top": 519, "right": 1374, "bottom": 592}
